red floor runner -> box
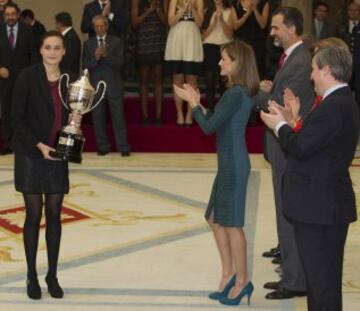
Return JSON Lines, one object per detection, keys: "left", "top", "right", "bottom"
{"left": 0, "top": 96, "right": 265, "bottom": 153}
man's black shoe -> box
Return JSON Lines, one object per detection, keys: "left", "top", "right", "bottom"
{"left": 121, "top": 151, "right": 130, "bottom": 157}
{"left": 265, "top": 288, "right": 307, "bottom": 299}
{"left": 97, "top": 150, "right": 110, "bottom": 156}
{"left": 0, "top": 148, "right": 12, "bottom": 155}
{"left": 272, "top": 257, "right": 282, "bottom": 265}
{"left": 264, "top": 281, "right": 281, "bottom": 290}
{"left": 262, "top": 246, "right": 281, "bottom": 258}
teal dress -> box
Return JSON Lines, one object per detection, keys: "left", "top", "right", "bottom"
{"left": 192, "top": 85, "right": 252, "bottom": 227}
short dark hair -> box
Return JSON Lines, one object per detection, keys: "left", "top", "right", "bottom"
{"left": 55, "top": 12, "right": 73, "bottom": 27}
{"left": 273, "top": 6, "right": 304, "bottom": 36}
{"left": 314, "top": 2, "right": 329, "bottom": 11}
{"left": 4, "top": 2, "right": 20, "bottom": 13}
{"left": 21, "top": 9, "right": 34, "bottom": 20}
{"left": 40, "top": 30, "right": 65, "bottom": 48}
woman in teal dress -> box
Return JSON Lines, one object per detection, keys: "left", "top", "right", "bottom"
{"left": 174, "top": 40, "right": 259, "bottom": 306}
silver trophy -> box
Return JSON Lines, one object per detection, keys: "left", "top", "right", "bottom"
{"left": 50, "top": 69, "right": 106, "bottom": 163}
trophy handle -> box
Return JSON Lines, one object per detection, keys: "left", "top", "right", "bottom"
{"left": 58, "top": 73, "right": 70, "bottom": 110}
{"left": 85, "top": 80, "right": 107, "bottom": 114}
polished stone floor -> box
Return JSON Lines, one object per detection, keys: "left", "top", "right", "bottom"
{"left": 0, "top": 153, "right": 359, "bottom": 310}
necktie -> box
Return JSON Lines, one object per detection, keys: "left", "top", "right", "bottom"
{"left": 309, "top": 95, "right": 323, "bottom": 112}
{"left": 277, "top": 52, "right": 286, "bottom": 70}
{"left": 8, "top": 27, "right": 15, "bottom": 50}
{"left": 8, "top": 27, "right": 14, "bottom": 50}
{"left": 99, "top": 38, "right": 104, "bottom": 46}
{"left": 293, "top": 96, "right": 323, "bottom": 133}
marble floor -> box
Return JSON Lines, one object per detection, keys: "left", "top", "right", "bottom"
{"left": 0, "top": 153, "right": 359, "bottom": 311}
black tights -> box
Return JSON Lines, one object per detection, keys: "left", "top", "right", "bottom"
{"left": 23, "top": 193, "right": 64, "bottom": 280}
{"left": 205, "top": 71, "right": 225, "bottom": 112}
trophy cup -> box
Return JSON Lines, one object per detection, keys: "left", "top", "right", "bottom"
{"left": 50, "top": 69, "right": 106, "bottom": 163}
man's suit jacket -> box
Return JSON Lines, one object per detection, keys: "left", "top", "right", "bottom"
{"left": 0, "top": 22, "right": 37, "bottom": 95}
{"left": 311, "top": 20, "right": 336, "bottom": 39}
{"left": 31, "top": 20, "right": 46, "bottom": 50}
{"left": 254, "top": 43, "right": 314, "bottom": 169}
{"left": 354, "top": 26, "right": 360, "bottom": 106}
{"left": 278, "top": 86, "right": 359, "bottom": 225}
{"left": 82, "top": 34, "right": 123, "bottom": 98}
{"left": 11, "top": 63, "right": 73, "bottom": 158}
{"left": 80, "top": 0, "right": 128, "bottom": 38}
{"left": 61, "top": 28, "right": 81, "bottom": 75}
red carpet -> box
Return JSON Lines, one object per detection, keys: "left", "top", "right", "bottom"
{"left": 1, "top": 96, "right": 265, "bottom": 153}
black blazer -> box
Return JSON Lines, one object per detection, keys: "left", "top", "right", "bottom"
{"left": 278, "top": 87, "right": 359, "bottom": 225}
{"left": 0, "top": 22, "right": 37, "bottom": 93}
{"left": 80, "top": 0, "right": 128, "bottom": 38}
{"left": 11, "top": 63, "right": 74, "bottom": 158}
{"left": 61, "top": 28, "right": 81, "bottom": 75}
{"left": 31, "top": 20, "right": 46, "bottom": 50}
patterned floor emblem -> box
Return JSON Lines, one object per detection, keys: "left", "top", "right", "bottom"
{"left": 0, "top": 206, "right": 90, "bottom": 234}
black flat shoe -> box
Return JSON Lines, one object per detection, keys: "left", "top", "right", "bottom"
{"left": 45, "top": 276, "right": 64, "bottom": 298}
{"left": 265, "top": 288, "right": 306, "bottom": 299}
{"left": 27, "top": 278, "right": 41, "bottom": 300}
{"left": 262, "top": 248, "right": 281, "bottom": 258}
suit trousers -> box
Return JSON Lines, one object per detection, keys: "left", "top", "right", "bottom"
{"left": 294, "top": 222, "right": 349, "bottom": 311}
{"left": 272, "top": 167, "right": 306, "bottom": 291}
{"left": 91, "top": 92, "right": 129, "bottom": 153}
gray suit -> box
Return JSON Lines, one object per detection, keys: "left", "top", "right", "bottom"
{"left": 312, "top": 20, "right": 336, "bottom": 39}
{"left": 82, "top": 34, "right": 129, "bottom": 153}
{"left": 254, "top": 43, "right": 313, "bottom": 291}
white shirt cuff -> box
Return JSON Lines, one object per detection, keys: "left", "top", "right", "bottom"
{"left": 108, "top": 13, "right": 114, "bottom": 20}
{"left": 274, "top": 121, "right": 288, "bottom": 137}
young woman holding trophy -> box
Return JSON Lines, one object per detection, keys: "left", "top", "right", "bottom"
{"left": 11, "top": 30, "right": 81, "bottom": 300}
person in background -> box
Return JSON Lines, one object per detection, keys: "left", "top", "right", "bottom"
{"left": 131, "top": 0, "right": 167, "bottom": 126}
{"left": 11, "top": 30, "right": 80, "bottom": 300}
{"left": 0, "top": 0, "right": 11, "bottom": 23}
{"left": 0, "top": 2, "right": 37, "bottom": 155}
{"left": 174, "top": 40, "right": 259, "bottom": 306}
{"left": 165, "top": 0, "right": 204, "bottom": 126}
{"left": 55, "top": 12, "right": 81, "bottom": 75}
{"left": 21, "top": 9, "right": 46, "bottom": 50}
{"left": 311, "top": 1, "right": 335, "bottom": 39}
{"left": 232, "top": 0, "right": 270, "bottom": 79}
{"left": 201, "top": 0, "right": 233, "bottom": 112}
{"left": 81, "top": 0, "right": 128, "bottom": 38}
{"left": 82, "top": 15, "right": 130, "bottom": 156}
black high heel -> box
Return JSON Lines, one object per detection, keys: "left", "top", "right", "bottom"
{"left": 26, "top": 278, "right": 41, "bottom": 300}
{"left": 45, "top": 276, "right": 64, "bottom": 298}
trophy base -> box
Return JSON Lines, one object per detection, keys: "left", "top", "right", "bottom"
{"left": 50, "top": 131, "right": 85, "bottom": 164}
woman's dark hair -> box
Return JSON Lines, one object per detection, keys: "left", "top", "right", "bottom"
{"left": 40, "top": 30, "right": 65, "bottom": 48}
{"left": 202, "top": 0, "right": 230, "bottom": 30}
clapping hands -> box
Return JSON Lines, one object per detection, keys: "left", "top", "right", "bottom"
{"left": 173, "top": 83, "right": 200, "bottom": 108}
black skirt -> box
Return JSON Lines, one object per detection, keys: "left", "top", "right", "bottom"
{"left": 14, "top": 153, "right": 69, "bottom": 194}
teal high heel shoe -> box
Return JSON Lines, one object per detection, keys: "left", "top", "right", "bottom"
{"left": 208, "top": 275, "right": 236, "bottom": 300}
{"left": 219, "top": 281, "right": 254, "bottom": 306}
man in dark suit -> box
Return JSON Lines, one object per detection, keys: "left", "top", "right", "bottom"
{"left": 21, "top": 9, "right": 46, "bottom": 51}
{"left": 0, "top": 0, "right": 11, "bottom": 23}
{"left": 55, "top": 12, "right": 81, "bottom": 75}
{"left": 338, "top": 2, "right": 360, "bottom": 56}
{"left": 261, "top": 45, "right": 359, "bottom": 311}
{"left": 254, "top": 6, "right": 313, "bottom": 299}
{"left": 81, "top": 0, "right": 128, "bottom": 38}
{"left": 0, "top": 2, "right": 36, "bottom": 155}
{"left": 311, "top": 2, "right": 336, "bottom": 39}
{"left": 82, "top": 14, "right": 130, "bottom": 156}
